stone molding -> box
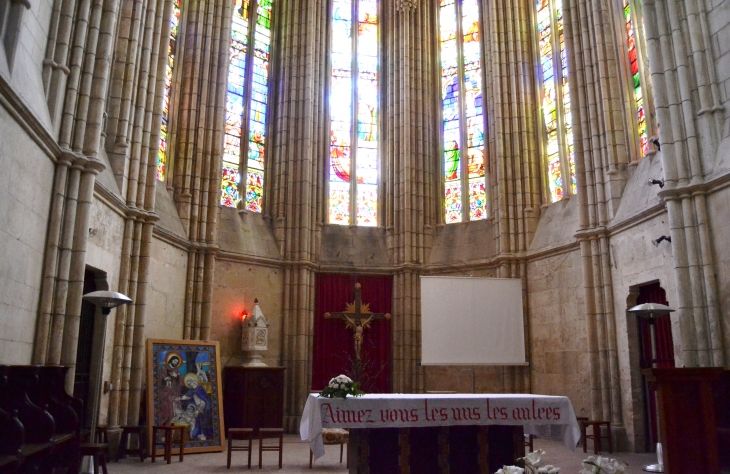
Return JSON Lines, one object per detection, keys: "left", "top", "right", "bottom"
{"left": 0, "top": 76, "right": 60, "bottom": 160}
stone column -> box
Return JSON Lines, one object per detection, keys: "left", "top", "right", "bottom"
{"left": 33, "top": 0, "right": 120, "bottom": 370}
{"left": 268, "top": 0, "right": 329, "bottom": 431}
{"left": 643, "top": 0, "right": 725, "bottom": 368}
{"left": 563, "top": 0, "right": 627, "bottom": 425}
{"left": 383, "top": 0, "right": 439, "bottom": 395}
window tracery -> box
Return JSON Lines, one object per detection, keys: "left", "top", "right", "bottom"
{"left": 536, "top": 0, "right": 575, "bottom": 202}
{"left": 222, "top": 0, "right": 273, "bottom": 211}
{"left": 157, "top": 0, "right": 181, "bottom": 182}
{"left": 328, "top": 0, "right": 379, "bottom": 226}
{"left": 440, "top": 0, "right": 487, "bottom": 223}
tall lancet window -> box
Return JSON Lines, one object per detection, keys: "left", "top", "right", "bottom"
{"left": 157, "top": 0, "right": 181, "bottom": 181}
{"left": 622, "top": 0, "right": 654, "bottom": 159}
{"left": 440, "top": 0, "right": 487, "bottom": 224}
{"left": 222, "top": 0, "right": 273, "bottom": 211}
{"left": 536, "top": 0, "right": 575, "bottom": 203}
{"left": 328, "top": 0, "right": 379, "bottom": 227}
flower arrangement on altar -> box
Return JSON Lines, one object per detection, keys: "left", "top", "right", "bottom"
{"left": 319, "top": 374, "right": 364, "bottom": 399}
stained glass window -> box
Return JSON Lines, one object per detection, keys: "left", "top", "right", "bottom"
{"left": 439, "top": 0, "right": 486, "bottom": 224}
{"left": 222, "top": 0, "right": 272, "bottom": 211}
{"left": 623, "top": 0, "right": 653, "bottom": 158}
{"left": 537, "top": 0, "right": 575, "bottom": 203}
{"left": 328, "top": 0, "right": 379, "bottom": 226}
{"left": 157, "top": 0, "right": 181, "bottom": 182}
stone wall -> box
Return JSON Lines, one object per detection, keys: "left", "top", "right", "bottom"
{"left": 211, "top": 260, "right": 284, "bottom": 368}
{"left": 708, "top": 0, "right": 730, "bottom": 127}
{"left": 145, "top": 238, "right": 188, "bottom": 340}
{"left": 0, "top": 0, "right": 54, "bottom": 131}
{"left": 526, "top": 249, "right": 589, "bottom": 416}
{"left": 0, "top": 105, "right": 54, "bottom": 364}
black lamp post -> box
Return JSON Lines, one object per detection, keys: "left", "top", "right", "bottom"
{"left": 628, "top": 302, "right": 675, "bottom": 473}
{"left": 81, "top": 291, "right": 132, "bottom": 455}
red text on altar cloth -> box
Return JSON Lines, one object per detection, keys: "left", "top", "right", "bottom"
{"left": 321, "top": 399, "right": 562, "bottom": 427}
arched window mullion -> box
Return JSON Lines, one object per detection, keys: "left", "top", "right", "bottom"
{"left": 238, "top": 0, "right": 259, "bottom": 207}
{"left": 551, "top": 0, "right": 571, "bottom": 199}
{"left": 158, "top": 0, "right": 183, "bottom": 184}
{"left": 439, "top": 0, "right": 487, "bottom": 224}
{"left": 535, "top": 0, "right": 574, "bottom": 203}
{"left": 223, "top": 0, "right": 273, "bottom": 210}
{"left": 454, "top": 0, "right": 469, "bottom": 223}
{"left": 328, "top": 0, "right": 379, "bottom": 226}
{"left": 349, "top": 0, "right": 359, "bottom": 226}
{"left": 620, "top": 0, "right": 655, "bottom": 162}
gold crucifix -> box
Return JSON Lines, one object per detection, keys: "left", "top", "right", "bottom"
{"left": 325, "top": 283, "right": 391, "bottom": 361}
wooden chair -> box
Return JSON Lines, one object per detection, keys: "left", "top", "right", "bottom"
{"left": 151, "top": 425, "right": 187, "bottom": 464}
{"left": 582, "top": 420, "right": 612, "bottom": 454}
{"left": 576, "top": 417, "right": 588, "bottom": 447}
{"left": 258, "top": 428, "right": 284, "bottom": 469}
{"left": 79, "top": 443, "right": 109, "bottom": 474}
{"left": 524, "top": 433, "right": 534, "bottom": 452}
{"left": 117, "top": 425, "right": 146, "bottom": 462}
{"left": 310, "top": 428, "right": 348, "bottom": 468}
{"left": 227, "top": 427, "right": 254, "bottom": 469}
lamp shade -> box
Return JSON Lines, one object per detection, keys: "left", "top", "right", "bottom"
{"left": 82, "top": 291, "right": 133, "bottom": 310}
{"left": 628, "top": 302, "right": 675, "bottom": 319}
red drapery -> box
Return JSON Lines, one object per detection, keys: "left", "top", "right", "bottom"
{"left": 636, "top": 282, "right": 674, "bottom": 450}
{"left": 312, "top": 274, "right": 392, "bottom": 394}
{"left": 637, "top": 283, "right": 675, "bottom": 369}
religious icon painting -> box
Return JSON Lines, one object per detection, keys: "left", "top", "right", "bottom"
{"left": 146, "top": 339, "right": 225, "bottom": 454}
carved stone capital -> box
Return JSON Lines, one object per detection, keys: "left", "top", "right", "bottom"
{"left": 395, "top": 0, "right": 417, "bottom": 12}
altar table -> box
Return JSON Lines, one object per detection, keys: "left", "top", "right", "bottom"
{"left": 300, "top": 393, "right": 581, "bottom": 474}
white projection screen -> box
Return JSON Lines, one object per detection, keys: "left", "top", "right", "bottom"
{"left": 420, "top": 276, "right": 527, "bottom": 365}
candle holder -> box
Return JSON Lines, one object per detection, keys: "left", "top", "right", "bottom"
{"left": 241, "top": 298, "right": 269, "bottom": 367}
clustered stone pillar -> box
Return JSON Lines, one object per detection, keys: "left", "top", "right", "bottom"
{"left": 642, "top": 0, "right": 726, "bottom": 368}
{"left": 33, "top": 0, "right": 121, "bottom": 395}
{"left": 172, "top": 0, "right": 231, "bottom": 342}
{"left": 383, "top": 0, "right": 438, "bottom": 395}
{"left": 101, "top": 0, "right": 169, "bottom": 429}
{"left": 269, "top": 0, "right": 329, "bottom": 432}
{"left": 484, "top": 0, "right": 543, "bottom": 393}
{"left": 562, "top": 0, "right": 627, "bottom": 425}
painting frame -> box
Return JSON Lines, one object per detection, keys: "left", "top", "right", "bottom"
{"left": 146, "top": 338, "right": 226, "bottom": 454}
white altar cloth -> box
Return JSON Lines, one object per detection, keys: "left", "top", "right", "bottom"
{"left": 300, "top": 393, "right": 581, "bottom": 460}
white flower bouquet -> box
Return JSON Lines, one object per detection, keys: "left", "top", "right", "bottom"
{"left": 580, "top": 456, "right": 628, "bottom": 474}
{"left": 495, "top": 466, "right": 525, "bottom": 474}
{"left": 319, "top": 374, "right": 365, "bottom": 399}
{"left": 516, "top": 449, "right": 561, "bottom": 474}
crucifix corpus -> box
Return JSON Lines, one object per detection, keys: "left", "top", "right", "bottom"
{"left": 325, "top": 283, "right": 391, "bottom": 363}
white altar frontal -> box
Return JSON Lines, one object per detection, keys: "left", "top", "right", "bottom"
{"left": 300, "top": 393, "right": 581, "bottom": 474}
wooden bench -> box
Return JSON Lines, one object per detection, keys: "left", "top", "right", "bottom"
{"left": 0, "top": 366, "right": 82, "bottom": 473}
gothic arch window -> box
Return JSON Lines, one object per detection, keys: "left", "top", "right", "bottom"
{"left": 440, "top": 0, "right": 487, "bottom": 224}
{"left": 222, "top": 0, "right": 273, "bottom": 211}
{"left": 157, "top": 0, "right": 182, "bottom": 181}
{"left": 328, "top": 0, "right": 379, "bottom": 227}
{"left": 620, "top": 0, "right": 655, "bottom": 160}
{"left": 536, "top": 0, "right": 575, "bottom": 203}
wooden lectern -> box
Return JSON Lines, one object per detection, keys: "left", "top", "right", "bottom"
{"left": 643, "top": 367, "right": 724, "bottom": 474}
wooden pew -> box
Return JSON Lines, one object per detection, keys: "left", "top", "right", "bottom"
{"left": 0, "top": 365, "right": 82, "bottom": 473}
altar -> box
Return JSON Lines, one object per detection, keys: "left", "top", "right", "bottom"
{"left": 300, "top": 393, "right": 581, "bottom": 474}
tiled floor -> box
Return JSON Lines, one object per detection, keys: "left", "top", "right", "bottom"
{"left": 108, "top": 435, "right": 657, "bottom": 473}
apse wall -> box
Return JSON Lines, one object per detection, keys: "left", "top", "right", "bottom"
{"left": 0, "top": 102, "right": 54, "bottom": 364}
{"left": 212, "top": 208, "right": 285, "bottom": 367}
{"left": 525, "top": 197, "right": 589, "bottom": 417}
{"left": 0, "top": 0, "right": 56, "bottom": 365}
